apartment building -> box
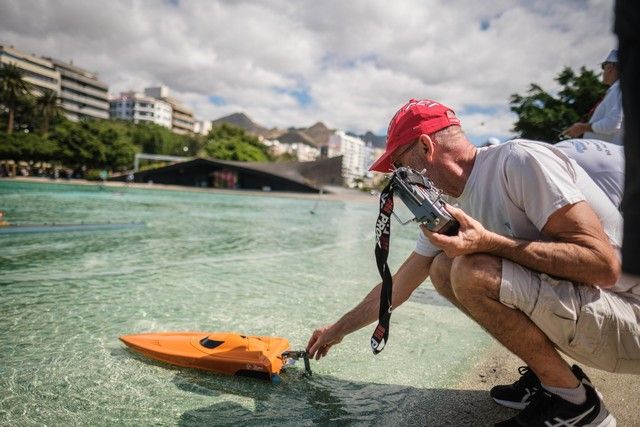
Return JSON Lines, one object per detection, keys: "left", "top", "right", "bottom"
{"left": 49, "top": 58, "right": 109, "bottom": 120}
{"left": 327, "top": 131, "right": 374, "bottom": 187}
{"left": 263, "top": 138, "right": 320, "bottom": 162}
{"left": 1, "top": 45, "right": 110, "bottom": 121}
{"left": 0, "top": 45, "right": 60, "bottom": 95}
{"left": 109, "top": 91, "right": 173, "bottom": 129}
{"left": 144, "top": 86, "right": 195, "bottom": 134}
{"left": 193, "top": 120, "right": 212, "bottom": 135}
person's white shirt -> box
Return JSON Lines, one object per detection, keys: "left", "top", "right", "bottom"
{"left": 584, "top": 80, "right": 624, "bottom": 145}
{"left": 414, "top": 140, "right": 638, "bottom": 296}
{"left": 554, "top": 139, "right": 624, "bottom": 209}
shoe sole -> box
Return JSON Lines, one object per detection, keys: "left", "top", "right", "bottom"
{"left": 491, "top": 382, "right": 607, "bottom": 412}
{"left": 493, "top": 396, "right": 617, "bottom": 427}
{"left": 585, "top": 413, "right": 616, "bottom": 427}
{"left": 491, "top": 397, "right": 528, "bottom": 410}
{"left": 492, "top": 401, "right": 617, "bottom": 426}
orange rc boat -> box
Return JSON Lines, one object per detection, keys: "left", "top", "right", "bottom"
{"left": 119, "top": 332, "right": 311, "bottom": 382}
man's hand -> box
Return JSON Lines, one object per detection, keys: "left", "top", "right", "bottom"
{"left": 303, "top": 253, "right": 433, "bottom": 362}
{"left": 422, "top": 205, "right": 495, "bottom": 257}
{"left": 561, "top": 122, "right": 590, "bottom": 138}
{"left": 306, "top": 325, "right": 344, "bottom": 360}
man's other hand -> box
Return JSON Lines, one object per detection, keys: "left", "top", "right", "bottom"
{"left": 306, "top": 325, "right": 344, "bottom": 360}
{"left": 422, "top": 205, "right": 495, "bottom": 257}
{"left": 561, "top": 122, "right": 590, "bottom": 138}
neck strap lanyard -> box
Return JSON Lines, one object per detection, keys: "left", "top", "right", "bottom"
{"left": 371, "top": 181, "right": 394, "bottom": 354}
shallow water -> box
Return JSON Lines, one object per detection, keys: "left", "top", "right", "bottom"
{"left": 0, "top": 180, "right": 491, "bottom": 426}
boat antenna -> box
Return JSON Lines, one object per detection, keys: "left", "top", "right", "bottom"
{"left": 310, "top": 188, "right": 324, "bottom": 214}
{"left": 282, "top": 350, "right": 312, "bottom": 376}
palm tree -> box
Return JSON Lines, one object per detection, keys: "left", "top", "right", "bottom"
{"left": 0, "top": 63, "right": 33, "bottom": 134}
{"left": 35, "top": 89, "right": 61, "bottom": 136}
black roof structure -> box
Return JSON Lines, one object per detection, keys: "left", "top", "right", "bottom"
{"left": 112, "top": 156, "right": 343, "bottom": 193}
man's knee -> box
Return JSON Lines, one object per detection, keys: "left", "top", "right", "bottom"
{"left": 450, "top": 254, "right": 502, "bottom": 303}
{"left": 430, "top": 252, "right": 454, "bottom": 294}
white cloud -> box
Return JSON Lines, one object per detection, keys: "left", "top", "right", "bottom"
{"left": 0, "top": 0, "right": 617, "bottom": 142}
{"left": 459, "top": 108, "right": 519, "bottom": 142}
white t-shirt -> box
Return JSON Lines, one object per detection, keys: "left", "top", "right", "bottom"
{"left": 415, "top": 140, "right": 637, "bottom": 295}
{"left": 584, "top": 80, "right": 624, "bottom": 145}
{"left": 554, "top": 139, "right": 624, "bottom": 208}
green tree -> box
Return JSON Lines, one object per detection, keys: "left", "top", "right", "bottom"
{"left": 49, "top": 120, "right": 107, "bottom": 168}
{"left": 0, "top": 63, "right": 33, "bottom": 134}
{"left": 0, "top": 132, "right": 24, "bottom": 160}
{"left": 0, "top": 93, "right": 36, "bottom": 134}
{"left": 128, "top": 122, "right": 186, "bottom": 155}
{"left": 34, "top": 89, "right": 62, "bottom": 136}
{"left": 0, "top": 131, "right": 57, "bottom": 163}
{"left": 204, "top": 123, "right": 271, "bottom": 162}
{"left": 510, "top": 66, "right": 605, "bottom": 143}
{"left": 88, "top": 120, "right": 138, "bottom": 170}
{"left": 180, "top": 133, "right": 206, "bottom": 156}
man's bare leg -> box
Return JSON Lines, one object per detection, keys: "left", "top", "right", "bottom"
{"left": 434, "top": 252, "right": 578, "bottom": 388}
{"left": 430, "top": 252, "right": 471, "bottom": 316}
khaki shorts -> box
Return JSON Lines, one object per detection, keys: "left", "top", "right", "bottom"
{"left": 500, "top": 259, "right": 640, "bottom": 374}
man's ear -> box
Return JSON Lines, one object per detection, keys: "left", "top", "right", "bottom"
{"left": 418, "top": 134, "right": 435, "bottom": 161}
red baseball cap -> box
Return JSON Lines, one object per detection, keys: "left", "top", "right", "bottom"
{"left": 369, "top": 99, "right": 461, "bottom": 172}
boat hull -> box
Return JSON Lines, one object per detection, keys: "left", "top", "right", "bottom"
{"left": 120, "top": 332, "right": 290, "bottom": 380}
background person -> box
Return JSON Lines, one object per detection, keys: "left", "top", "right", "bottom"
{"left": 307, "top": 99, "right": 639, "bottom": 426}
{"left": 562, "top": 50, "right": 624, "bottom": 145}
{"left": 554, "top": 138, "right": 624, "bottom": 208}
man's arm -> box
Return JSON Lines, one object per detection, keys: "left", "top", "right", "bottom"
{"left": 563, "top": 87, "right": 622, "bottom": 138}
{"left": 425, "top": 202, "right": 620, "bottom": 288}
{"left": 590, "top": 85, "right": 623, "bottom": 136}
{"left": 306, "top": 251, "right": 433, "bottom": 360}
{"left": 488, "top": 202, "right": 619, "bottom": 287}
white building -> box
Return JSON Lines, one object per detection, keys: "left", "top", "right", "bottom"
{"left": 1, "top": 45, "right": 110, "bottom": 122}
{"left": 50, "top": 58, "right": 109, "bottom": 121}
{"left": 289, "top": 142, "right": 320, "bottom": 162}
{"left": 144, "top": 86, "right": 195, "bottom": 134}
{"left": 109, "top": 91, "right": 173, "bottom": 129}
{"left": 0, "top": 45, "right": 60, "bottom": 96}
{"left": 194, "top": 120, "right": 212, "bottom": 136}
{"left": 264, "top": 138, "right": 319, "bottom": 162}
{"left": 262, "top": 130, "right": 320, "bottom": 162}
{"left": 327, "top": 131, "right": 374, "bottom": 187}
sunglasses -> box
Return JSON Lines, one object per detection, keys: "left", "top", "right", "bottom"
{"left": 601, "top": 62, "right": 616, "bottom": 70}
{"left": 391, "top": 141, "right": 417, "bottom": 169}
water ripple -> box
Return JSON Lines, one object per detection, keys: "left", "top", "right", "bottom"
{"left": 0, "top": 180, "right": 492, "bottom": 426}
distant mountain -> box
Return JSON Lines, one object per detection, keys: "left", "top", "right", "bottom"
{"left": 211, "top": 112, "right": 269, "bottom": 136}
{"left": 303, "top": 122, "right": 334, "bottom": 147}
{"left": 360, "top": 131, "right": 386, "bottom": 148}
{"left": 211, "top": 113, "right": 335, "bottom": 147}
{"left": 272, "top": 121, "right": 335, "bottom": 147}
{"left": 209, "top": 112, "right": 383, "bottom": 149}
{"left": 347, "top": 130, "right": 386, "bottom": 148}
{"left": 276, "top": 130, "right": 317, "bottom": 146}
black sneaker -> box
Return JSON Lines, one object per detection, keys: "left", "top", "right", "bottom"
{"left": 494, "top": 380, "right": 616, "bottom": 426}
{"left": 491, "top": 365, "right": 591, "bottom": 410}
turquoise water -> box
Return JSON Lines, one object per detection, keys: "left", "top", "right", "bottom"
{"left": 0, "top": 180, "right": 491, "bottom": 426}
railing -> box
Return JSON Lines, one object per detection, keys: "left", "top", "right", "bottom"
{"left": 133, "top": 153, "right": 193, "bottom": 171}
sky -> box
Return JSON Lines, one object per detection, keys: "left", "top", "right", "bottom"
{"left": 0, "top": 0, "right": 617, "bottom": 145}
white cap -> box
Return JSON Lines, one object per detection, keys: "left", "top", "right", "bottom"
{"left": 603, "top": 49, "right": 618, "bottom": 63}
{"left": 485, "top": 137, "right": 500, "bottom": 146}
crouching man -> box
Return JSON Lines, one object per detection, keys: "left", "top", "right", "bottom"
{"left": 307, "top": 99, "right": 640, "bottom": 426}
